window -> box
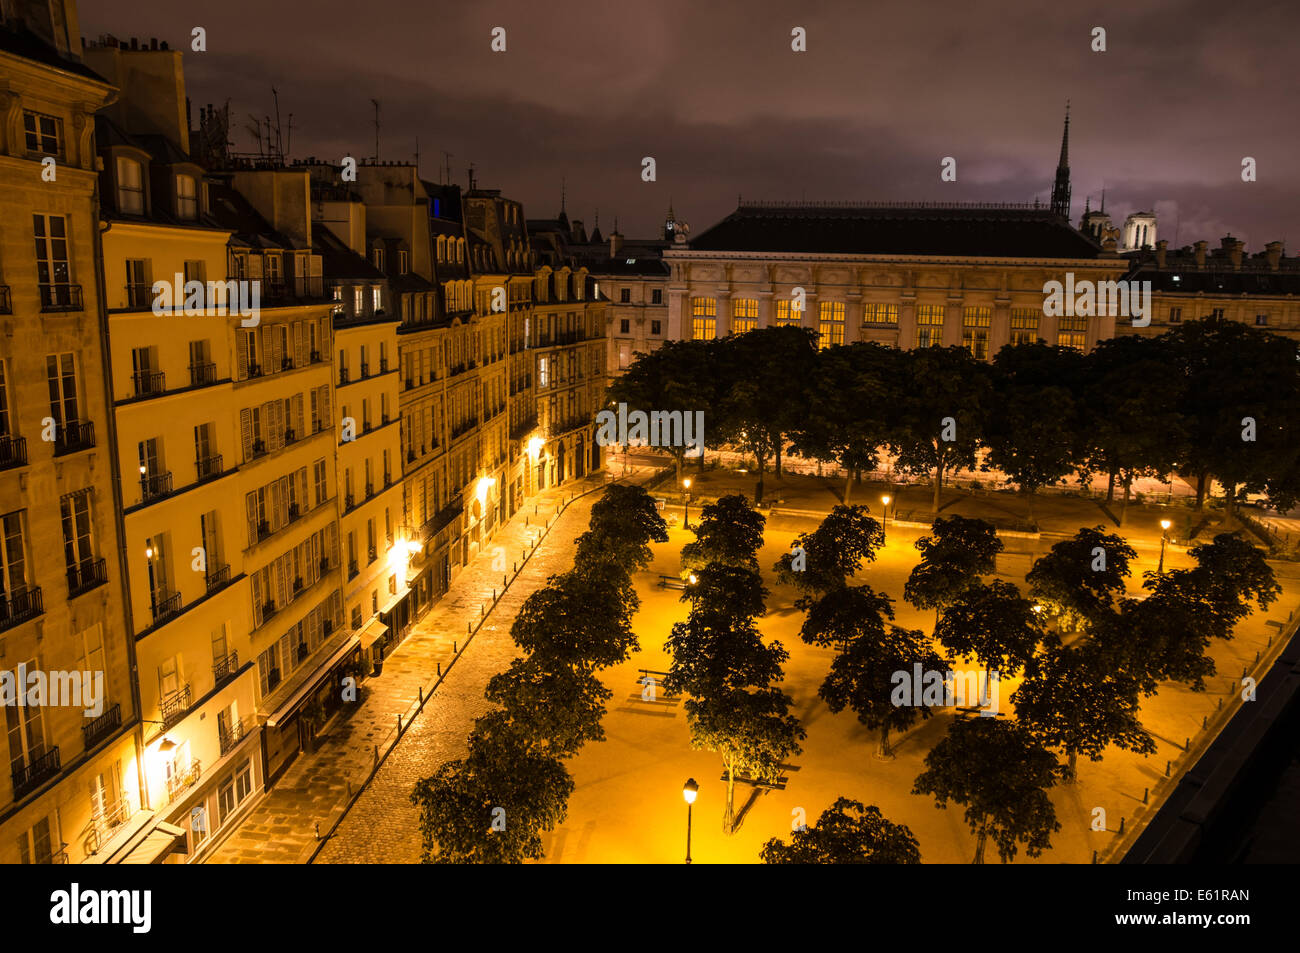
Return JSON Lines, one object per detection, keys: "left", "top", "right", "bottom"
{"left": 1256, "top": 313, "right": 1269, "bottom": 326}
{"left": 619, "top": 318, "right": 630, "bottom": 334}
{"left": 399, "top": 250, "right": 408, "bottom": 274}
{"left": 1058, "top": 314, "right": 1087, "bottom": 350}
{"left": 651, "top": 319, "right": 662, "bottom": 336}
{"left": 16, "top": 816, "right": 54, "bottom": 865}
{"left": 45, "top": 353, "right": 80, "bottom": 429}
{"left": 373, "top": 248, "right": 385, "bottom": 272}
{"left": 961, "top": 307, "right": 991, "bottom": 360}
{"left": 1009, "top": 309, "right": 1040, "bottom": 345}
{"left": 314, "top": 459, "right": 327, "bottom": 505}
{"left": 538, "top": 356, "right": 549, "bottom": 388}
{"left": 1209, "top": 308, "right": 1225, "bottom": 320}
{"left": 618, "top": 342, "right": 631, "bottom": 370}
{"left": 732, "top": 298, "right": 758, "bottom": 333}
{"left": 915, "top": 305, "right": 945, "bottom": 347}
{"left": 6, "top": 660, "right": 45, "bottom": 781}
{"left": 176, "top": 175, "right": 198, "bottom": 219}
{"left": 116, "top": 157, "right": 144, "bottom": 214}
{"left": 1, "top": 509, "right": 30, "bottom": 599}
{"left": 651, "top": 289, "right": 662, "bottom": 305}
{"left": 620, "top": 288, "right": 631, "bottom": 303}
{"left": 183, "top": 260, "right": 205, "bottom": 285}
{"left": 60, "top": 490, "right": 94, "bottom": 579}
{"left": 774, "top": 299, "right": 799, "bottom": 327}
{"left": 353, "top": 287, "right": 364, "bottom": 315}
{"left": 817, "top": 301, "right": 845, "bottom": 348}
{"left": 691, "top": 297, "right": 718, "bottom": 340}
{"left": 1168, "top": 306, "right": 1182, "bottom": 324}
{"left": 34, "top": 215, "right": 72, "bottom": 307}
{"left": 0, "top": 360, "right": 12, "bottom": 440}
{"left": 862, "top": 303, "right": 899, "bottom": 326}
{"left": 23, "top": 111, "right": 62, "bottom": 156}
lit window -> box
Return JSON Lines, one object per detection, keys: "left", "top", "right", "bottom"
{"left": 961, "top": 307, "right": 991, "bottom": 360}
{"left": 116, "top": 157, "right": 144, "bottom": 214}
{"left": 732, "top": 298, "right": 758, "bottom": 333}
{"left": 775, "top": 299, "right": 802, "bottom": 327}
{"left": 915, "top": 305, "right": 945, "bottom": 347}
{"left": 691, "top": 297, "right": 717, "bottom": 340}
{"left": 1058, "top": 314, "right": 1087, "bottom": 350}
{"left": 817, "top": 300, "right": 845, "bottom": 348}
{"left": 176, "top": 174, "right": 198, "bottom": 219}
{"left": 1009, "top": 309, "right": 1040, "bottom": 345}
{"left": 862, "top": 303, "right": 899, "bottom": 326}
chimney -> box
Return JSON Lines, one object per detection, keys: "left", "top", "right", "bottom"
{"left": 1194, "top": 241, "right": 1207, "bottom": 269}
{"left": 1155, "top": 239, "right": 1168, "bottom": 269}
{"left": 1227, "top": 237, "right": 1244, "bottom": 270}
{"left": 1266, "top": 241, "right": 1283, "bottom": 271}
{"left": 609, "top": 231, "right": 623, "bottom": 257}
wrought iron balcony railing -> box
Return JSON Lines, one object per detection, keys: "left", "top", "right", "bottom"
{"left": 160, "top": 685, "right": 191, "bottom": 729}
{"left": 213, "top": 650, "right": 239, "bottom": 687}
{"left": 66, "top": 557, "right": 107, "bottom": 597}
{"left": 0, "top": 434, "right": 27, "bottom": 470}
{"left": 40, "top": 283, "right": 82, "bottom": 312}
{"left": 0, "top": 586, "right": 43, "bottom": 631}
{"left": 11, "top": 746, "right": 60, "bottom": 798}
{"left": 53, "top": 420, "right": 94, "bottom": 456}
{"left": 83, "top": 701, "right": 121, "bottom": 750}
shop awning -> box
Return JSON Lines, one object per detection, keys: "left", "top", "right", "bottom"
{"left": 263, "top": 632, "right": 359, "bottom": 728}
{"left": 117, "top": 821, "right": 188, "bottom": 865}
{"left": 377, "top": 585, "right": 409, "bottom": 618}
{"left": 359, "top": 617, "right": 388, "bottom": 651}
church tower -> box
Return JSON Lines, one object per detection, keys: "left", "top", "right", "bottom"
{"left": 1050, "top": 104, "right": 1072, "bottom": 221}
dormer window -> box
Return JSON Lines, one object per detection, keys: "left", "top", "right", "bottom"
{"left": 117, "top": 157, "right": 144, "bottom": 214}
{"left": 398, "top": 250, "right": 408, "bottom": 274}
{"left": 373, "top": 248, "right": 385, "bottom": 272}
{"left": 24, "top": 111, "right": 62, "bottom": 157}
{"left": 176, "top": 174, "right": 198, "bottom": 220}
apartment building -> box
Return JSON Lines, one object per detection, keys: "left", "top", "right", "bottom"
{"left": 0, "top": 7, "right": 140, "bottom": 865}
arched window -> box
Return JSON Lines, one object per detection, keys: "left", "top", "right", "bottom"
{"left": 437, "top": 236, "right": 447, "bottom": 261}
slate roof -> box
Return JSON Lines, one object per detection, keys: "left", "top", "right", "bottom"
{"left": 1122, "top": 262, "right": 1300, "bottom": 296}
{"left": 312, "top": 224, "right": 385, "bottom": 280}
{"left": 0, "top": 24, "right": 110, "bottom": 82}
{"left": 687, "top": 203, "right": 1108, "bottom": 259}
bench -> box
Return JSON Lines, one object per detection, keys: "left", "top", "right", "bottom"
{"left": 636, "top": 669, "right": 676, "bottom": 699}
{"left": 658, "top": 574, "right": 688, "bottom": 590}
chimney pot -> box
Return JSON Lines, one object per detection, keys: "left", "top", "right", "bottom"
{"left": 1265, "top": 241, "right": 1283, "bottom": 271}
{"left": 1229, "top": 239, "right": 1244, "bottom": 270}
{"left": 1155, "top": 239, "right": 1168, "bottom": 269}
{"left": 1194, "top": 240, "right": 1208, "bottom": 269}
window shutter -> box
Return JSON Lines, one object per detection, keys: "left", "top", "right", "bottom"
{"left": 245, "top": 491, "right": 258, "bottom": 546}
{"left": 240, "top": 408, "right": 252, "bottom": 461}
{"left": 251, "top": 571, "right": 264, "bottom": 625}
{"left": 293, "top": 394, "right": 305, "bottom": 437}
{"left": 294, "top": 322, "right": 307, "bottom": 367}
{"left": 236, "top": 333, "right": 249, "bottom": 380}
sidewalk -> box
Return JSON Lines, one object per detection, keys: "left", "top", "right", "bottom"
{"left": 207, "top": 467, "right": 657, "bottom": 864}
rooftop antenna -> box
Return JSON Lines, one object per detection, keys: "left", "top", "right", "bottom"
{"left": 414, "top": 136, "right": 419, "bottom": 176}
{"left": 560, "top": 176, "right": 567, "bottom": 216}
{"left": 441, "top": 151, "right": 453, "bottom": 185}
{"left": 271, "top": 86, "right": 282, "bottom": 158}
{"left": 371, "top": 99, "right": 380, "bottom": 162}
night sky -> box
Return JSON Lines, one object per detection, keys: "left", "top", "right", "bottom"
{"left": 80, "top": 0, "right": 1300, "bottom": 249}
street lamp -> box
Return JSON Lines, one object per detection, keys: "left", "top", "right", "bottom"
{"left": 682, "top": 778, "right": 699, "bottom": 864}
{"left": 682, "top": 477, "right": 692, "bottom": 529}
{"left": 881, "top": 494, "right": 892, "bottom": 542}
{"left": 1158, "top": 518, "right": 1172, "bottom": 575}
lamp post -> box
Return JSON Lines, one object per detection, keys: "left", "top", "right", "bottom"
{"left": 682, "top": 477, "right": 692, "bottom": 529}
{"left": 683, "top": 778, "right": 699, "bottom": 864}
{"left": 881, "top": 494, "right": 892, "bottom": 542}
{"left": 1158, "top": 519, "right": 1172, "bottom": 575}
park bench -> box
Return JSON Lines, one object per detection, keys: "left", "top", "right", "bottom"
{"left": 658, "top": 574, "right": 688, "bottom": 590}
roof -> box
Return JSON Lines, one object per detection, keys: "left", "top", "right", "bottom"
{"left": 312, "top": 224, "right": 385, "bottom": 280}
{"left": 1123, "top": 263, "right": 1300, "bottom": 296}
{"left": 687, "top": 202, "right": 1109, "bottom": 259}
{"left": 0, "top": 23, "right": 111, "bottom": 83}
{"left": 584, "top": 256, "right": 671, "bottom": 277}
{"left": 208, "top": 178, "right": 302, "bottom": 249}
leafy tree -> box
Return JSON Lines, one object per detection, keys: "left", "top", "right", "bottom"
{"left": 510, "top": 568, "right": 638, "bottom": 668}
{"left": 1184, "top": 532, "right": 1280, "bottom": 622}
{"left": 787, "top": 343, "right": 893, "bottom": 503}
{"left": 411, "top": 722, "right": 574, "bottom": 864}
{"left": 903, "top": 516, "right": 1003, "bottom": 625}
{"left": 1012, "top": 642, "right": 1155, "bottom": 780}
{"left": 1025, "top": 526, "right": 1137, "bottom": 631}
{"left": 483, "top": 658, "right": 612, "bottom": 759}
{"left": 913, "top": 718, "right": 1061, "bottom": 864}
{"left": 797, "top": 583, "right": 895, "bottom": 652}
{"left": 684, "top": 686, "right": 805, "bottom": 833}
{"left": 934, "top": 580, "right": 1044, "bottom": 698}
{"left": 576, "top": 483, "right": 669, "bottom": 573}
{"left": 886, "top": 346, "right": 993, "bottom": 513}
{"left": 760, "top": 798, "right": 921, "bottom": 864}
{"left": 681, "top": 494, "right": 766, "bottom": 573}
{"left": 820, "top": 623, "right": 947, "bottom": 758}
{"left": 774, "top": 504, "right": 884, "bottom": 596}
{"left": 984, "top": 342, "right": 1085, "bottom": 519}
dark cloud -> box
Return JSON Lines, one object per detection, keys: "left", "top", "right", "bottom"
{"left": 80, "top": 0, "right": 1300, "bottom": 247}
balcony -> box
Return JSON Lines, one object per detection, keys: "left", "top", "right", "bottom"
{"left": 0, "top": 586, "right": 43, "bottom": 631}
{"left": 213, "top": 650, "right": 239, "bottom": 688}
{"left": 140, "top": 470, "right": 173, "bottom": 502}
{"left": 0, "top": 285, "right": 10, "bottom": 314}
{"left": 66, "top": 557, "right": 107, "bottom": 597}
{"left": 40, "top": 283, "right": 83, "bottom": 313}
{"left": 251, "top": 439, "right": 267, "bottom": 459}
{"left": 379, "top": 358, "right": 388, "bottom": 373}
{"left": 348, "top": 559, "right": 358, "bottom": 580}
{"left": 150, "top": 589, "right": 181, "bottom": 625}
{"left": 344, "top": 492, "right": 355, "bottom": 512}
{"left": 360, "top": 361, "right": 369, "bottom": 378}
{"left": 83, "top": 702, "right": 121, "bottom": 750}
{"left": 219, "top": 719, "right": 245, "bottom": 756}
{"left": 12, "top": 746, "right": 60, "bottom": 798}
{"left": 160, "top": 685, "right": 191, "bottom": 729}
{"left": 53, "top": 419, "right": 95, "bottom": 456}
{"left": 196, "top": 453, "right": 223, "bottom": 481}
{"left": 189, "top": 361, "right": 217, "bottom": 386}
{"left": 339, "top": 367, "right": 350, "bottom": 385}
{"left": 206, "top": 563, "right": 230, "bottom": 593}
{"left": 0, "top": 434, "right": 27, "bottom": 470}
{"left": 125, "top": 282, "right": 153, "bottom": 309}
{"left": 247, "top": 362, "right": 263, "bottom": 379}
{"left": 165, "top": 759, "right": 201, "bottom": 803}
{"left": 367, "top": 547, "right": 377, "bottom": 564}
{"left": 89, "top": 792, "right": 132, "bottom": 852}
{"left": 310, "top": 349, "right": 323, "bottom": 364}
{"left": 281, "top": 356, "right": 295, "bottom": 372}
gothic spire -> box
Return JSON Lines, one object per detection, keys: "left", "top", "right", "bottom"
{"left": 1050, "top": 102, "right": 1072, "bottom": 220}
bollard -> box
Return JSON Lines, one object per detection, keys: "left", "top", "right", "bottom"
{"left": 315, "top": 821, "right": 321, "bottom": 840}
{"left": 453, "top": 640, "right": 458, "bottom": 654}
{"left": 1256, "top": 650, "right": 1261, "bottom": 662}
{"left": 1202, "top": 715, "right": 1207, "bottom": 729}
{"left": 374, "top": 744, "right": 380, "bottom": 766}
{"left": 1118, "top": 817, "right": 1125, "bottom": 835}
{"left": 480, "top": 603, "right": 485, "bottom": 617}
{"left": 503, "top": 574, "right": 507, "bottom": 588}
{"left": 1218, "top": 697, "right": 1223, "bottom": 709}
{"left": 1165, "top": 761, "right": 1170, "bottom": 777}
{"left": 419, "top": 686, "right": 424, "bottom": 705}
{"left": 466, "top": 622, "right": 472, "bottom": 635}
{"left": 397, "top": 713, "right": 403, "bottom": 734}
{"left": 1242, "top": 666, "right": 1247, "bottom": 678}
{"left": 1092, "top": 850, "right": 1098, "bottom": 865}
{"left": 1184, "top": 737, "right": 1190, "bottom": 750}
{"left": 347, "top": 780, "right": 352, "bottom": 798}
{"left": 1143, "top": 787, "right": 1149, "bottom": 804}
{"left": 492, "top": 588, "right": 496, "bottom": 602}
{"left": 437, "top": 662, "right": 442, "bottom": 677}
{"left": 525, "top": 516, "right": 529, "bottom": 527}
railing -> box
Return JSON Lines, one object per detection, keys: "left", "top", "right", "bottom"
{"left": 247, "top": 362, "right": 263, "bottom": 379}
{"left": 319, "top": 557, "right": 331, "bottom": 575}
{"left": 165, "top": 759, "right": 201, "bottom": 803}
{"left": 251, "top": 439, "right": 267, "bottom": 458}
{"left": 39, "top": 283, "right": 83, "bottom": 312}
{"left": 0, "top": 434, "right": 27, "bottom": 469}
{"left": 66, "top": 557, "right": 107, "bottom": 597}
{"left": 213, "top": 650, "right": 239, "bottom": 687}
{"left": 310, "top": 350, "right": 323, "bottom": 364}
{"left": 160, "top": 685, "right": 191, "bottom": 729}
{"left": 196, "top": 453, "right": 223, "bottom": 481}
{"left": 360, "top": 362, "right": 369, "bottom": 377}
{"left": 12, "top": 746, "right": 60, "bottom": 798}
{"left": 339, "top": 367, "right": 350, "bottom": 385}
{"left": 219, "top": 719, "right": 244, "bottom": 756}
{"left": 140, "top": 471, "right": 173, "bottom": 502}
{"left": 0, "top": 586, "right": 44, "bottom": 631}
{"left": 367, "top": 547, "right": 377, "bottom": 563}
{"left": 132, "top": 369, "right": 165, "bottom": 398}
{"left": 83, "top": 702, "right": 121, "bottom": 750}
{"left": 261, "top": 600, "right": 276, "bottom": 622}
{"left": 206, "top": 563, "right": 230, "bottom": 592}
{"left": 189, "top": 361, "right": 217, "bottom": 386}
{"left": 379, "top": 358, "right": 388, "bottom": 373}
{"left": 88, "top": 792, "right": 132, "bottom": 851}
{"left": 344, "top": 492, "right": 355, "bottom": 512}
{"left": 284, "top": 428, "right": 297, "bottom": 444}
{"left": 281, "top": 356, "right": 295, "bottom": 371}
{"left": 151, "top": 589, "right": 181, "bottom": 624}
{"left": 125, "top": 283, "right": 153, "bottom": 309}
{"left": 54, "top": 420, "right": 95, "bottom": 456}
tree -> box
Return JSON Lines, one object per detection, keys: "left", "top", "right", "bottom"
{"left": 681, "top": 494, "right": 766, "bottom": 573}
{"left": 984, "top": 343, "right": 1085, "bottom": 520}
{"left": 510, "top": 568, "right": 638, "bottom": 668}
{"left": 1184, "top": 532, "right": 1280, "bottom": 622}
{"left": 903, "top": 515, "right": 1003, "bottom": 625}
{"left": 1012, "top": 642, "right": 1155, "bottom": 781}
{"left": 887, "top": 346, "right": 993, "bottom": 513}
{"left": 482, "top": 658, "right": 612, "bottom": 759}
{"left": 576, "top": 483, "right": 669, "bottom": 573}
{"left": 797, "top": 583, "right": 895, "bottom": 652}
{"left": 913, "top": 718, "right": 1061, "bottom": 864}
{"left": 1025, "top": 526, "right": 1137, "bottom": 631}
{"left": 787, "top": 343, "right": 893, "bottom": 503}
{"left": 774, "top": 504, "right": 884, "bottom": 596}
{"left": 684, "top": 686, "right": 805, "bottom": 833}
{"left": 760, "top": 798, "right": 921, "bottom": 864}
{"left": 820, "top": 622, "right": 947, "bottom": 758}
{"left": 411, "top": 722, "right": 574, "bottom": 863}
{"left": 934, "top": 580, "right": 1044, "bottom": 699}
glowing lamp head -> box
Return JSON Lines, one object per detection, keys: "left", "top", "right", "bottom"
{"left": 688, "top": 573, "right": 698, "bottom": 585}
{"left": 475, "top": 476, "right": 496, "bottom": 502}
{"left": 1160, "top": 519, "right": 1172, "bottom": 531}
{"left": 527, "top": 436, "right": 544, "bottom": 459}
{"left": 881, "top": 494, "right": 891, "bottom": 507}
{"left": 405, "top": 540, "right": 422, "bottom": 556}
{"left": 683, "top": 778, "right": 699, "bottom": 804}
{"left": 158, "top": 736, "right": 178, "bottom": 754}
{"left": 683, "top": 478, "right": 692, "bottom": 490}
